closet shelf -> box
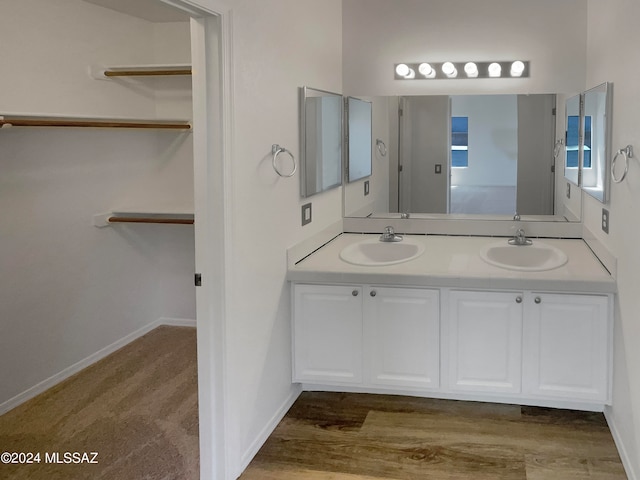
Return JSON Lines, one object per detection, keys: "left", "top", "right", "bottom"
{"left": 94, "top": 209, "right": 194, "bottom": 227}
{"left": 91, "top": 63, "right": 192, "bottom": 79}
{"left": 0, "top": 113, "right": 191, "bottom": 130}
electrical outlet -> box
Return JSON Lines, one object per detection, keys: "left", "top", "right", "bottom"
{"left": 301, "top": 203, "right": 312, "bottom": 226}
{"left": 602, "top": 208, "right": 609, "bottom": 234}
{"left": 435, "top": 164, "right": 442, "bottom": 174}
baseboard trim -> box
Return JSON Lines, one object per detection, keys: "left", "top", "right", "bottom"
{"left": 236, "top": 385, "right": 302, "bottom": 477}
{"left": 0, "top": 317, "right": 196, "bottom": 416}
{"left": 604, "top": 407, "right": 638, "bottom": 480}
{"left": 158, "top": 317, "right": 197, "bottom": 328}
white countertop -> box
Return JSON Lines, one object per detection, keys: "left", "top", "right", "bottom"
{"left": 288, "top": 234, "right": 616, "bottom": 294}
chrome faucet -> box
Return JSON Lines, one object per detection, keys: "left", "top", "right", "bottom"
{"left": 400, "top": 212, "right": 410, "bottom": 219}
{"left": 379, "top": 226, "right": 403, "bottom": 242}
{"left": 509, "top": 228, "right": 532, "bottom": 246}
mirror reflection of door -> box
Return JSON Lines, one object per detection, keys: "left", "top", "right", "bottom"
{"left": 398, "top": 94, "right": 555, "bottom": 216}
{"left": 398, "top": 96, "right": 450, "bottom": 213}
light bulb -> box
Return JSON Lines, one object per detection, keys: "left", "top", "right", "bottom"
{"left": 395, "top": 63, "right": 410, "bottom": 77}
{"left": 464, "top": 62, "right": 478, "bottom": 78}
{"left": 404, "top": 68, "right": 416, "bottom": 79}
{"left": 488, "top": 62, "right": 502, "bottom": 78}
{"left": 418, "top": 63, "right": 434, "bottom": 78}
{"left": 442, "top": 62, "right": 457, "bottom": 78}
{"left": 510, "top": 60, "right": 525, "bottom": 77}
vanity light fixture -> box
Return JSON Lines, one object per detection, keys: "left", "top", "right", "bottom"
{"left": 394, "top": 60, "right": 529, "bottom": 80}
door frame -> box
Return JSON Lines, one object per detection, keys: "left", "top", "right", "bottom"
{"left": 158, "top": 1, "right": 233, "bottom": 479}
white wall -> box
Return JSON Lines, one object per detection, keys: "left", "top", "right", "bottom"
{"left": 222, "top": 1, "right": 343, "bottom": 475}
{"left": 0, "top": 0, "right": 195, "bottom": 409}
{"left": 342, "top": 0, "right": 587, "bottom": 97}
{"left": 585, "top": 1, "right": 640, "bottom": 477}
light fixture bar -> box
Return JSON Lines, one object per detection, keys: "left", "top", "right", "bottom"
{"left": 394, "top": 61, "right": 529, "bottom": 80}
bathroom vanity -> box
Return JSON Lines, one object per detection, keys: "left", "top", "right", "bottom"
{"left": 288, "top": 234, "right": 615, "bottom": 411}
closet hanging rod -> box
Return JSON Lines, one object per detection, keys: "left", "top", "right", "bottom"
{"left": 103, "top": 68, "right": 192, "bottom": 77}
{"left": 108, "top": 216, "right": 194, "bottom": 225}
{"left": 0, "top": 117, "right": 191, "bottom": 129}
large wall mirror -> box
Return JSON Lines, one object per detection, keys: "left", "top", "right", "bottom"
{"left": 563, "top": 83, "right": 612, "bottom": 204}
{"left": 344, "top": 94, "right": 568, "bottom": 221}
{"left": 300, "top": 86, "right": 343, "bottom": 198}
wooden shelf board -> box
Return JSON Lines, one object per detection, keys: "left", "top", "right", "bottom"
{"left": 94, "top": 63, "right": 192, "bottom": 78}
{"left": 94, "top": 210, "right": 194, "bottom": 227}
{"left": 1, "top": 113, "right": 191, "bottom": 130}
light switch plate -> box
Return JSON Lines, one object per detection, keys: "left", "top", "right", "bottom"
{"left": 301, "top": 203, "right": 312, "bottom": 226}
{"left": 364, "top": 180, "right": 370, "bottom": 196}
{"left": 566, "top": 182, "right": 571, "bottom": 199}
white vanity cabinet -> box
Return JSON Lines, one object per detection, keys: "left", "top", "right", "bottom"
{"left": 292, "top": 284, "right": 363, "bottom": 384}
{"left": 446, "top": 289, "right": 611, "bottom": 404}
{"left": 292, "top": 283, "right": 440, "bottom": 390}
{"left": 365, "top": 287, "right": 440, "bottom": 389}
{"left": 523, "top": 293, "right": 610, "bottom": 403}
{"left": 447, "top": 290, "right": 524, "bottom": 394}
{"left": 292, "top": 281, "right": 612, "bottom": 409}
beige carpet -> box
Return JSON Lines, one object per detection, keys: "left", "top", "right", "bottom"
{"left": 0, "top": 326, "right": 199, "bottom": 480}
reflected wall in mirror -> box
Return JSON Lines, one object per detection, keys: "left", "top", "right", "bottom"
{"left": 344, "top": 94, "right": 569, "bottom": 221}
{"left": 346, "top": 96, "right": 372, "bottom": 182}
{"left": 300, "top": 86, "right": 343, "bottom": 198}
{"left": 582, "top": 82, "right": 612, "bottom": 203}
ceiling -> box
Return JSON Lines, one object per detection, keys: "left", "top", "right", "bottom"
{"left": 83, "top": 0, "right": 189, "bottom": 23}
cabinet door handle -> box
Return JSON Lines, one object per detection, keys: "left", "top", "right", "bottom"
{"left": 534, "top": 297, "right": 542, "bottom": 304}
{"left": 515, "top": 296, "right": 523, "bottom": 303}
{"left": 352, "top": 290, "right": 359, "bottom": 297}
{"left": 370, "top": 290, "right": 377, "bottom": 297}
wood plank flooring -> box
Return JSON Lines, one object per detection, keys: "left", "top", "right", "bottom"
{"left": 240, "top": 392, "right": 627, "bottom": 480}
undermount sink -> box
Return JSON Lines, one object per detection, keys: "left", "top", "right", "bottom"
{"left": 480, "top": 241, "right": 568, "bottom": 272}
{"left": 339, "top": 238, "right": 425, "bottom": 266}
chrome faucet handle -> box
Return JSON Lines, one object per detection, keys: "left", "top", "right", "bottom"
{"left": 508, "top": 228, "right": 532, "bottom": 246}
{"left": 380, "top": 226, "right": 403, "bottom": 242}
{"left": 513, "top": 212, "right": 521, "bottom": 221}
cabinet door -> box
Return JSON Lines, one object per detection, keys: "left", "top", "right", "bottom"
{"left": 524, "top": 293, "right": 610, "bottom": 402}
{"left": 365, "top": 287, "right": 440, "bottom": 389}
{"left": 448, "top": 290, "right": 523, "bottom": 394}
{"left": 292, "top": 284, "right": 363, "bottom": 384}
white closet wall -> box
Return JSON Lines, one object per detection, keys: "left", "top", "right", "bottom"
{"left": 0, "top": 0, "right": 195, "bottom": 410}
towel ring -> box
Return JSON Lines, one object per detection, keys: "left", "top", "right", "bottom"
{"left": 272, "top": 144, "right": 296, "bottom": 178}
{"left": 611, "top": 145, "right": 633, "bottom": 184}
{"left": 553, "top": 138, "right": 565, "bottom": 159}
{"left": 376, "top": 139, "right": 388, "bottom": 157}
